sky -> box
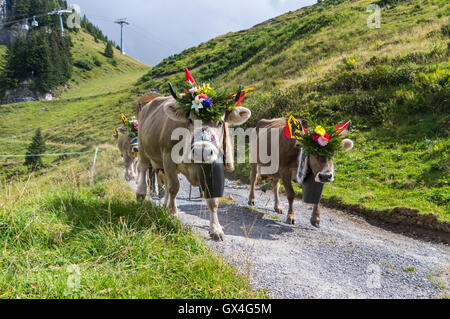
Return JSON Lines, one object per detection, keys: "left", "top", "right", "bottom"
{"left": 67, "top": 0, "right": 316, "bottom": 66}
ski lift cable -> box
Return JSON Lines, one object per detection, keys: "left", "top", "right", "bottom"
{"left": 87, "top": 14, "right": 181, "bottom": 52}
{"left": 0, "top": 9, "right": 73, "bottom": 28}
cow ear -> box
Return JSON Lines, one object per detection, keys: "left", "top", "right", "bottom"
{"left": 164, "top": 101, "right": 188, "bottom": 122}
{"left": 117, "top": 127, "right": 125, "bottom": 134}
{"left": 342, "top": 139, "right": 354, "bottom": 152}
{"left": 226, "top": 107, "right": 251, "bottom": 126}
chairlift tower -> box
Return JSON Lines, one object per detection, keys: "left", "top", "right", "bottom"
{"left": 49, "top": 8, "right": 72, "bottom": 36}
{"left": 114, "top": 18, "right": 129, "bottom": 54}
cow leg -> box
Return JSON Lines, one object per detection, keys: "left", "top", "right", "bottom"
{"left": 281, "top": 173, "right": 296, "bottom": 225}
{"left": 147, "top": 165, "right": 156, "bottom": 195}
{"left": 273, "top": 177, "right": 283, "bottom": 214}
{"left": 136, "top": 158, "right": 149, "bottom": 202}
{"left": 248, "top": 163, "right": 258, "bottom": 206}
{"left": 124, "top": 155, "right": 132, "bottom": 181}
{"left": 206, "top": 198, "right": 224, "bottom": 241}
{"left": 311, "top": 203, "right": 321, "bottom": 228}
{"left": 163, "top": 155, "right": 179, "bottom": 214}
{"left": 157, "top": 170, "right": 165, "bottom": 199}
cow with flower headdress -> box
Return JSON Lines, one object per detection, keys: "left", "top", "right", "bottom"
{"left": 135, "top": 68, "right": 253, "bottom": 241}
{"left": 248, "top": 116, "right": 354, "bottom": 227}
{"left": 113, "top": 114, "right": 139, "bottom": 181}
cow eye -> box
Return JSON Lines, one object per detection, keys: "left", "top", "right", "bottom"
{"left": 188, "top": 119, "right": 193, "bottom": 125}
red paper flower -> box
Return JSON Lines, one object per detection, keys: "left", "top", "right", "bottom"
{"left": 312, "top": 134, "right": 320, "bottom": 142}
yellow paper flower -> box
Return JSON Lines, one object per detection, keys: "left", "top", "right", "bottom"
{"left": 315, "top": 125, "right": 326, "bottom": 136}
{"left": 197, "top": 83, "right": 212, "bottom": 94}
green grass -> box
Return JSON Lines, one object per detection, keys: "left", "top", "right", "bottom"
{"left": 0, "top": 147, "right": 263, "bottom": 299}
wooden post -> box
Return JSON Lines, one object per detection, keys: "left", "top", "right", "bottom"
{"left": 90, "top": 147, "right": 99, "bottom": 186}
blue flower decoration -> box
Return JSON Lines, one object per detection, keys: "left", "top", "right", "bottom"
{"left": 201, "top": 98, "right": 213, "bottom": 109}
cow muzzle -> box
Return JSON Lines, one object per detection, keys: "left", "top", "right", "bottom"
{"left": 317, "top": 172, "right": 334, "bottom": 183}
{"left": 130, "top": 137, "right": 139, "bottom": 154}
{"left": 192, "top": 142, "right": 219, "bottom": 164}
{"left": 191, "top": 129, "right": 220, "bottom": 164}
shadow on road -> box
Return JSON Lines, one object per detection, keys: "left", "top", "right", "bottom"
{"left": 177, "top": 198, "right": 313, "bottom": 241}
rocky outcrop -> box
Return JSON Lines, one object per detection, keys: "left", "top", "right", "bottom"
{"left": 1, "top": 80, "right": 55, "bottom": 104}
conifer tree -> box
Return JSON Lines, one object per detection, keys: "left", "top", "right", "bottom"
{"left": 25, "top": 128, "right": 46, "bottom": 170}
{"left": 104, "top": 42, "right": 114, "bottom": 58}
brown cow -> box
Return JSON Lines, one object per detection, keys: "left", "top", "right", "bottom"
{"left": 136, "top": 96, "right": 251, "bottom": 241}
{"left": 116, "top": 128, "right": 139, "bottom": 181}
{"left": 248, "top": 118, "right": 354, "bottom": 227}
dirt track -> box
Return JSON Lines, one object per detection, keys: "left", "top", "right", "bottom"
{"left": 128, "top": 175, "right": 450, "bottom": 299}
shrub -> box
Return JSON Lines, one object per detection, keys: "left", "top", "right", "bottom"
{"left": 74, "top": 59, "right": 95, "bottom": 71}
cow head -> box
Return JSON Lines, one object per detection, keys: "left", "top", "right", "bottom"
{"left": 292, "top": 119, "right": 354, "bottom": 184}
{"left": 117, "top": 127, "right": 139, "bottom": 153}
{"left": 164, "top": 99, "right": 251, "bottom": 166}
{"left": 164, "top": 72, "right": 252, "bottom": 169}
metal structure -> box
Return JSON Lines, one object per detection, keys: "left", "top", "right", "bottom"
{"left": 49, "top": 8, "right": 72, "bottom": 36}
{"left": 0, "top": 7, "right": 72, "bottom": 36}
{"left": 114, "top": 18, "right": 129, "bottom": 54}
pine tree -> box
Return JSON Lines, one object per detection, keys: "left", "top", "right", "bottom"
{"left": 14, "top": 0, "right": 31, "bottom": 19}
{"left": 25, "top": 128, "right": 46, "bottom": 171}
{"left": 104, "top": 42, "right": 114, "bottom": 58}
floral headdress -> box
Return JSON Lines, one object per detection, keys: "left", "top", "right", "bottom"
{"left": 284, "top": 115, "right": 351, "bottom": 158}
{"left": 169, "top": 68, "right": 254, "bottom": 123}
{"left": 115, "top": 113, "right": 139, "bottom": 138}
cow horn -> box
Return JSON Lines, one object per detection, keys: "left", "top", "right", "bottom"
{"left": 168, "top": 83, "right": 179, "bottom": 100}
{"left": 234, "top": 85, "right": 243, "bottom": 103}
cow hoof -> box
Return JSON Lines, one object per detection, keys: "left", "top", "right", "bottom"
{"left": 158, "top": 189, "right": 165, "bottom": 199}
{"left": 210, "top": 230, "right": 224, "bottom": 242}
{"left": 248, "top": 200, "right": 255, "bottom": 206}
{"left": 275, "top": 207, "right": 283, "bottom": 214}
{"left": 136, "top": 194, "right": 146, "bottom": 202}
{"left": 286, "top": 217, "right": 296, "bottom": 225}
{"left": 311, "top": 220, "right": 321, "bottom": 228}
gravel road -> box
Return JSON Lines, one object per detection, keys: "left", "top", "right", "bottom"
{"left": 128, "top": 175, "right": 450, "bottom": 299}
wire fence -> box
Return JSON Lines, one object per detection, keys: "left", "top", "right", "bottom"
{"left": 0, "top": 150, "right": 96, "bottom": 158}
{"left": 1, "top": 148, "right": 101, "bottom": 185}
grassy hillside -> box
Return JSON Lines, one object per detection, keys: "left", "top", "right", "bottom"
{"left": 137, "top": 0, "right": 449, "bottom": 221}
{"left": 0, "top": 30, "right": 262, "bottom": 299}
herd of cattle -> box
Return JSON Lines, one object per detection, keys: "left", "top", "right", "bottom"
{"left": 116, "top": 92, "right": 354, "bottom": 241}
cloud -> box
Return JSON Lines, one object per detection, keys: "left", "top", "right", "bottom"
{"left": 68, "top": 0, "right": 315, "bottom": 65}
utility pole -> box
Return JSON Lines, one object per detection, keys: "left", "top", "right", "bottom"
{"left": 114, "top": 18, "right": 129, "bottom": 54}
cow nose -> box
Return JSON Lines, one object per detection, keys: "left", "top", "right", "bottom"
{"left": 192, "top": 145, "right": 217, "bottom": 163}
{"left": 319, "top": 173, "right": 333, "bottom": 181}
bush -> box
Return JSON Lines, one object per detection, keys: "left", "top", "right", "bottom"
{"left": 93, "top": 56, "right": 102, "bottom": 67}
{"left": 74, "top": 59, "right": 95, "bottom": 71}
